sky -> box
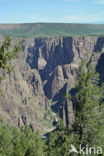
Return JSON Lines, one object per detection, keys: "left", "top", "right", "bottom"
{"left": 1, "top": 0, "right": 104, "bottom": 24}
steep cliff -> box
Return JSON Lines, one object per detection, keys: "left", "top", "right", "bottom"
{"left": 0, "top": 36, "right": 104, "bottom": 133}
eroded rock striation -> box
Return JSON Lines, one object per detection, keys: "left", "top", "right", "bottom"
{"left": 0, "top": 36, "right": 104, "bottom": 133}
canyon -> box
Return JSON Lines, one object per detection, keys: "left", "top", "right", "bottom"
{"left": 0, "top": 36, "right": 104, "bottom": 134}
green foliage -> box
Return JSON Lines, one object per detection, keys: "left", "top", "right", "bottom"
{"left": 1, "top": 23, "right": 104, "bottom": 38}
{"left": 0, "top": 56, "right": 104, "bottom": 156}
{"left": 62, "top": 91, "right": 71, "bottom": 99}
{"left": 0, "top": 74, "right": 3, "bottom": 80}
{"left": 0, "top": 123, "right": 13, "bottom": 156}
{"left": 46, "top": 61, "right": 104, "bottom": 155}
{"left": 0, "top": 121, "right": 45, "bottom": 156}
{"left": 0, "top": 36, "right": 22, "bottom": 94}
{"left": 0, "top": 36, "right": 22, "bottom": 72}
{"left": 62, "top": 61, "right": 104, "bottom": 156}
{"left": 46, "top": 120, "right": 72, "bottom": 156}
{"left": 0, "top": 89, "right": 3, "bottom": 96}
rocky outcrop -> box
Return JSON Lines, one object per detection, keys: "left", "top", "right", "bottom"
{"left": 0, "top": 36, "right": 104, "bottom": 131}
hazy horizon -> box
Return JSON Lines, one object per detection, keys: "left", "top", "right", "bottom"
{"left": 0, "top": 22, "right": 104, "bottom": 25}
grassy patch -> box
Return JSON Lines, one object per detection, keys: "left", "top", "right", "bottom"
{"left": 0, "top": 23, "right": 104, "bottom": 37}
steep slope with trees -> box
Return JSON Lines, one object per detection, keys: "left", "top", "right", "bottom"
{"left": 0, "top": 36, "right": 104, "bottom": 134}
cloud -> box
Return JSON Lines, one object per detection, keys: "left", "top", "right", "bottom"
{"left": 80, "top": 12, "right": 85, "bottom": 15}
{"left": 94, "top": 0, "right": 104, "bottom": 4}
{"left": 3, "top": 14, "right": 49, "bottom": 23}
{"left": 64, "top": 12, "right": 104, "bottom": 23}
{"left": 64, "top": 0, "right": 76, "bottom": 1}
{"left": 64, "top": 0, "right": 104, "bottom": 4}
{"left": 10, "top": 13, "right": 104, "bottom": 24}
{"left": 27, "top": 14, "right": 49, "bottom": 22}
{"left": 62, "top": 0, "right": 79, "bottom": 2}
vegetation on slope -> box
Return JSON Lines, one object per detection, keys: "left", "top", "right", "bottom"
{"left": 0, "top": 58, "right": 104, "bottom": 155}
{"left": 0, "top": 36, "right": 21, "bottom": 70}
{"left": 0, "top": 37, "right": 104, "bottom": 155}
{"left": 0, "top": 122, "right": 45, "bottom": 156}
{"left": 0, "top": 23, "right": 104, "bottom": 37}
{"left": 46, "top": 61, "right": 104, "bottom": 156}
{"left": 0, "top": 36, "right": 22, "bottom": 95}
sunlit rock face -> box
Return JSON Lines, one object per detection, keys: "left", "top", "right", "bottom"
{"left": 0, "top": 36, "right": 104, "bottom": 131}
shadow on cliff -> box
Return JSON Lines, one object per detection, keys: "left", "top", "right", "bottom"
{"left": 26, "top": 39, "right": 40, "bottom": 69}
{"left": 94, "top": 37, "right": 104, "bottom": 53}
{"left": 26, "top": 37, "right": 74, "bottom": 81}
{"left": 96, "top": 53, "right": 104, "bottom": 84}
{"left": 51, "top": 83, "right": 75, "bottom": 113}
{"left": 51, "top": 83, "right": 75, "bottom": 127}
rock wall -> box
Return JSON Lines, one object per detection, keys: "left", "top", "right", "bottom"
{"left": 0, "top": 36, "right": 104, "bottom": 132}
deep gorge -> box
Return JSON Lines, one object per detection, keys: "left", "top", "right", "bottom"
{"left": 0, "top": 36, "right": 104, "bottom": 134}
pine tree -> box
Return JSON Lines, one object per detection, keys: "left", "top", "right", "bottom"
{"left": 71, "top": 60, "right": 104, "bottom": 152}
{"left": 24, "top": 125, "right": 45, "bottom": 156}
{"left": 0, "top": 36, "right": 22, "bottom": 95}
{"left": 46, "top": 61, "right": 104, "bottom": 156}
{"left": 46, "top": 119, "right": 73, "bottom": 156}
{"left": 0, "top": 121, "right": 13, "bottom": 156}
{"left": 0, "top": 36, "right": 22, "bottom": 71}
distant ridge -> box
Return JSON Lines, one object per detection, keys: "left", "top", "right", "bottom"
{"left": 0, "top": 23, "right": 104, "bottom": 37}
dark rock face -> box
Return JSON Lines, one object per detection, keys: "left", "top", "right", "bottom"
{"left": 94, "top": 37, "right": 104, "bottom": 53}
{"left": 0, "top": 36, "right": 104, "bottom": 131}
{"left": 96, "top": 53, "right": 104, "bottom": 83}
